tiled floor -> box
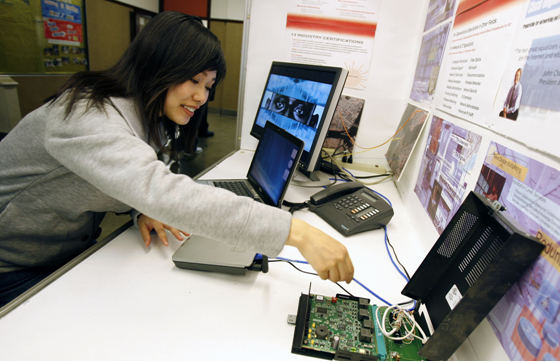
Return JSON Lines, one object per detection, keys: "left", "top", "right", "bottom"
{"left": 98, "top": 111, "right": 238, "bottom": 240}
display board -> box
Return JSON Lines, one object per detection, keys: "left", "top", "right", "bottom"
{"left": 0, "top": 0, "right": 88, "bottom": 74}
{"left": 240, "top": 1, "right": 560, "bottom": 358}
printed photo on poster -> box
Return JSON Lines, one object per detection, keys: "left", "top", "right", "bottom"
{"left": 414, "top": 115, "right": 482, "bottom": 233}
{"left": 323, "top": 95, "right": 364, "bottom": 153}
{"left": 434, "top": 0, "right": 524, "bottom": 124}
{"left": 424, "top": 0, "right": 457, "bottom": 31}
{"left": 410, "top": 22, "right": 451, "bottom": 103}
{"left": 498, "top": 68, "right": 523, "bottom": 120}
{"left": 385, "top": 104, "right": 429, "bottom": 181}
{"left": 490, "top": 0, "right": 560, "bottom": 157}
{"left": 477, "top": 142, "right": 560, "bottom": 361}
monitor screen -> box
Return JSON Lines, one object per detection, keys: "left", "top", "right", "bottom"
{"left": 250, "top": 62, "right": 348, "bottom": 178}
{"left": 247, "top": 122, "right": 303, "bottom": 206}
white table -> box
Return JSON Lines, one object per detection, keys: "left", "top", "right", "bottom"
{"left": 0, "top": 150, "right": 426, "bottom": 360}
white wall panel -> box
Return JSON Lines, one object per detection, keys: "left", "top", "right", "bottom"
{"left": 115, "top": 0, "right": 158, "bottom": 13}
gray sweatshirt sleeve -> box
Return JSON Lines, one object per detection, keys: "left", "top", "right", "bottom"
{"left": 43, "top": 99, "right": 292, "bottom": 257}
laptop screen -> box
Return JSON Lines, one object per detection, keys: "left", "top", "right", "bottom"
{"left": 247, "top": 122, "right": 303, "bottom": 207}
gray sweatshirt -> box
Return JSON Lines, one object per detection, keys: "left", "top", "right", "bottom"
{"left": 0, "top": 96, "right": 292, "bottom": 272}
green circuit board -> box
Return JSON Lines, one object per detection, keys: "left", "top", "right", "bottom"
{"left": 298, "top": 294, "right": 426, "bottom": 361}
{"left": 377, "top": 306, "right": 427, "bottom": 361}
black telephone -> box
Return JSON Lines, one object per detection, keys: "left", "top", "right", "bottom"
{"left": 308, "top": 182, "right": 394, "bottom": 236}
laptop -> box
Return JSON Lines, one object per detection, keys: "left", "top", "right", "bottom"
{"left": 172, "top": 122, "right": 304, "bottom": 274}
{"left": 194, "top": 121, "right": 304, "bottom": 207}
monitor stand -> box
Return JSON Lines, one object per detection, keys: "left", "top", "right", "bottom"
{"left": 291, "top": 168, "right": 332, "bottom": 187}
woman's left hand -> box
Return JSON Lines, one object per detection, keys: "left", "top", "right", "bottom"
{"left": 138, "top": 214, "right": 190, "bottom": 247}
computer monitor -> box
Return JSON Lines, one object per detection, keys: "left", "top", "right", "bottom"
{"left": 250, "top": 62, "right": 348, "bottom": 181}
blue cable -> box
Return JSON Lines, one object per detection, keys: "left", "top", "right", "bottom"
{"left": 342, "top": 168, "right": 355, "bottom": 178}
{"left": 370, "top": 188, "right": 392, "bottom": 208}
{"left": 275, "top": 256, "right": 309, "bottom": 265}
{"left": 278, "top": 187, "right": 417, "bottom": 308}
{"left": 353, "top": 277, "right": 392, "bottom": 306}
{"left": 274, "top": 256, "right": 395, "bottom": 306}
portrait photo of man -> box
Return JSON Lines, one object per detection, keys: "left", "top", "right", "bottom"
{"left": 499, "top": 68, "right": 523, "bottom": 121}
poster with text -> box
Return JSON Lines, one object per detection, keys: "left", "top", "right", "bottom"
{"left": 424, "top": 0, "right": 458, "bottom": 31}
{"left": 0, "top": 0, "right": 87, "bottom": 73}
{"left": 414, "top": 115, "right": 482, "bottom": 234}
{"left": 435, "top": 0, "right": 525, "bottom": 124}
{"left": 489, "top": 0, "right": 560, "bottom": 157}
{"left": 477, "top": 142, "right": 560, "bottom": 360}
{"left": 410, "top": 22, "right": 452, "bottom": 103}
{"left": 286, "top": 0, "right": 380, "bottom": 89}
{"left": 456, "top": 0, "right": 487, "bottom": 15}
{"left": 385, "top": 104, "right": 429, "bottom": 181}
{"left": 42, "top": 0, "right": 83, "bottom": 45}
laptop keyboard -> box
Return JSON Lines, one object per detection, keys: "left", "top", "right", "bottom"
{"left": 214, "top": 181, "right": 257, "bottom": 199}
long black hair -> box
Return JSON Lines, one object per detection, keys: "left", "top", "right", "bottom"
{"left": 51, "top": 11, "right": 227, "bottom": 153}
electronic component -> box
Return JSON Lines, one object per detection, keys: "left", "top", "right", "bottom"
{"left": 359, "top": 298, "right": 369, "bottom": 309}
{"left": 402, "top": 191, "right": 545, "bottom": 360}
{"left": 287, "top": 314, "right": 297, "bottom": 325}
{"left": 291, "top": 293, "right": 426, "bottom": 361}
{"left": 363, "top": 319, "right": 374, "bottom": 330}
{"left": 317, "top": 306, "right": 328, "bottom": 315}
{"left": 316, "top": 325, "right": 329, "bottom": 340}
{"left": 360, "top": 328, "right": 373, "bottom": 343}
{"left": 332, "top": 335, "right": 340, "bottom": 350}
{"left": 358, "top": 308, "right": 370, "bottom": 321}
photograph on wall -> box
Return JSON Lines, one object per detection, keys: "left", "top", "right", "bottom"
{"left": 323, "top": 95, "right": 364, "bottom": 154}
{"left": 385, "top": 104, "right": 429, "bottom": 182}
{"left": 285, "top": 0, "right": 381, "bottom": 90}
{"left": 414, "top": 115, "right": 482, "bottom": 234}
{"left": 489, "top": 0, "right": 560, "bottom": 157}
{"left": 410, "top": 22, "right": 451, "bottom": 103}
{"left": 434, "top": 0, "right": 525, "bottom": 125}
{"left": 477, "top": 142, "right": 560, "bottom": 361}
{"left": 424, "top": 0, "right": 458, "bottom": 32}
{"left": 0, "top": 0, "right": 87, "bottom": 74}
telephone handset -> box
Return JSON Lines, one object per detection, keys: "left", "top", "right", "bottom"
{"left": 308, "top": 182, "right": 394, "bottom": 236}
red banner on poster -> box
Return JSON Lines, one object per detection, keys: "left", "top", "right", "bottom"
{"left": 43, "top": 18, "right": 83, "bottom": 44}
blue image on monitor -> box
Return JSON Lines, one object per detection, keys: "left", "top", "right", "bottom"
{"left": 255, "top": 74, "right": 331, "bottom": 153}
{"left": 249, "top": 125, "right": 299, "bottom": 205}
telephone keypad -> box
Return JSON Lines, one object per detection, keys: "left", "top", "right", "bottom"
{"left": 332, "top": 195, "right": 381, "bottom": 224}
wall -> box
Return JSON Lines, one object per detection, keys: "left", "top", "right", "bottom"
{"left": 10, "top": 75, "right": 70, "bottom": 118}
{"left": 209, "top": 20, "right": 243, "bottom": 115}
{"left": 208, "top": 1, "right": 244, "bottom": 115}
{"left": 163, "top": 0, "right": 207, "bottom": 17}
{"left": 12, "top": 0, "right": 243, "bottom": 119}
{"left": 163, "top": 0, "right": 244, "bottom": 115}
{"left": 211, "top": 0, "right": 245, "bottom": 21}
{"left": 115, "top": 0, "right": 158, "bottom": 13}
{"left": 240, "top": 0, "right": 560, "bottom": 360}
{"left": 13, "top": 0, "right": 140, "bottom": 118}
{"left": 239, "top": 0, "right": 424, "bottom": 167}
{"left": 87, "top": 0, "right": 133, "bottom": 71}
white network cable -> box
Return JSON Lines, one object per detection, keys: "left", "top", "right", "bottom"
{"left": 375, "top": 305, "right": 429, "bottom": 344}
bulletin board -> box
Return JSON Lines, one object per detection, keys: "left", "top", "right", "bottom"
{"left": 0, "top": 0, "right": 88, "bottom": 74}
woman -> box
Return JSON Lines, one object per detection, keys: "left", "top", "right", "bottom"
{"left": 0, "top": 12, "right": 353, "bottom": 307}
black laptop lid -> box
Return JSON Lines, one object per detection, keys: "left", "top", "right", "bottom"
{"left": 246, "top": 122, "right": 304, "bottom": 207}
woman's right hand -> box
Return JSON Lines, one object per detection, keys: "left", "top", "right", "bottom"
{"left": 285, "top": 218, "right": 354, "bottom": 284}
